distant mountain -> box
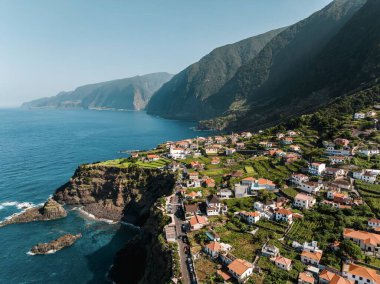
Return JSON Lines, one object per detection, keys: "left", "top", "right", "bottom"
{"left": 22, "top": 72, "right": 173, "bottom": 111}
{"left": 200, "top": 0, "right": 372, "bottom": 130}
{"left": 146, "top": 28, "right": 285, "bottom": 119}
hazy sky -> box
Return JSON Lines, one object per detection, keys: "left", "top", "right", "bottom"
{"left": 0, "top": 0, "right": 332, "bottom": 107}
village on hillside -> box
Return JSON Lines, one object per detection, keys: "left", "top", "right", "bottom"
{"left": 99, "top": 105, "right": 380, "bottom": 284}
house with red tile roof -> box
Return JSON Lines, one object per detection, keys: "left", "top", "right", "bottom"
{"left": 227, "top": 258, "right": 253, "bottom": 283}
{"left": 298, "top": 271, "right": 315, "bottom": 284}
{"left": 189, "top": 215, "right": 208, "bottom": 231}
{"left": 301, "top": 250, "right": 322, "bottom": 266}
{"left": 146, "top": 154, "right": 160, "bottom": 161}
{"left": 319, "top": 269, "right": 353, "bottom": 284}
{"left": 343, "top": 228, "right": 380, "bottom": 254}
{"left": 275, "top": 208, "right": 293, "bottom": 223}
{"left": 239, "top": 211, "right": 261, "bottom": 224}
{"left": 274, "top": 256, "right": 292, "bottom": 271}
{"left": 216, "top": 270, "right": 231, "bottom": 282}
{"left": 368, "top": 218, "right": 380, "bottom": 229}
{"left": 342, "top": 263, "right": 380, "bottom": 284}
{"left": 294, "top": 193, "right": 316, "bottom": 209}
{"left": 204, "top": 241, "right": 221, "bottom": 258}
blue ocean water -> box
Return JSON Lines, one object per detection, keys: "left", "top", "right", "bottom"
{"left": 0, "top": 109, "right": 209, "bottom": 283}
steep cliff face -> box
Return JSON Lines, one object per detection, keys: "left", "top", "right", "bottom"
{"left": 22, "top": 72, "right": 173, "bottom": 111}
{"left": 54, "top": 164, "right": 176, "bottom": 224}
{"left": 109, "top": 206, "right": 173, "bottom": 284}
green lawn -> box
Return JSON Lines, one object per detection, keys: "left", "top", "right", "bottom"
{"left": 245, "top": 166, "right": 255, "bottom": 174}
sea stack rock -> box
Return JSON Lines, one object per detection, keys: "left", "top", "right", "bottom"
{"left": 30, "top": 233, "right": 82, "bottom": 255}
{"left": 41, "top": 199, "right": 67, "bottom": 219}
{"left": 0, "top": 199, "right": 67, "bottom": 227}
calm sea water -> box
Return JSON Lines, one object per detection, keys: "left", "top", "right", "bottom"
{"left": 0, "top": 108, "right": 209, "bottom": 283}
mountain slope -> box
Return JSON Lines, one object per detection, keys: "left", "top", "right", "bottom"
{"left": 199, "top": 0, "right": 368, "bottom": 130}
{"left": 204, "top": 0, "right": 380, "bottom": 131}
{"left": 22, "top": 72, "right": 173, "bottom": 111}
{"left": 146, "top": 28, "right": 285, "bottom": 120}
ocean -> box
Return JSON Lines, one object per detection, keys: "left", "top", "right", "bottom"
{"left": 0, "top": 108, "right": 209, "bottom": 283}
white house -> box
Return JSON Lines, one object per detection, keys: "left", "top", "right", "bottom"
{"left": 358, "top": 148, "right": 380, "bottom": 157}
{"left": 301, "top": 250, "right": 322, "bottom": 266}
{"left": 291, "top": 173, "right": 309, "bottom": 185}
{"left": 275, "top": 208, "right": 293, "bottom": 223}
{"left": 217, "top": 189, "right": 233, "bottom": 199}
{"left": 234, "top": 184, "right": 250, "bottom": 198}
{"left": 354, "top": 113, "right": 366, "bottom": 120}
{"left": 343, "top": 228, "right": 380, "bottom": 253}
{"left": 261, "top": 244, "right": 279, "bottom": 257}
{"left": 227, "top": 258, "right": 253, "bottom": 283}
{"left": 169, "top": 147, "right": 186, "bottom": 159}
{"left": 274, "top": 256, "right": 292, "bottom": 271}
{"left": 298, "top": 181, "right": 322, "bottom": 194}
{"left": 329, "top": 156, "right": 347, "bottom": 165}
{"left": 205, "top": 146, "right": 219, "bottom": 155}
{"left": 240, "top": 211, "right": 261, "bottom": 224}
{"left": 294, "top": 193, "right": 316, "bottom": 209}
{"left": 353, "top": 170, "right": 379, "bottom": 183}
{"left": 368, "top": 218, "right": 380, "bottom": 229}
{"left": 308, "top": 163, "right": 326, "bottom": 175}
{"left": 342, "top": 263, "right": 380, "bottom": 284}
{"left": 189, "top": 215, "right": 208, "bottom": 231}
{"left": 225, "top": 148, "right": 236, "bottom": 156}
{"left": 204, "top": 241, "right": 222, "bottom": 258}
{"left": 325, "top": 146, "right": 351, "bottom": 156}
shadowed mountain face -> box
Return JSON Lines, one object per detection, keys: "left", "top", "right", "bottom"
{"left": 148, "top": 0, "right": 379, "bottom": 131}
{"left": 146, "top": 28, "right": 285, "bottom": 120}
{"left": 201, "top": 0, "right": 380, "bottom": 130}
{"left": 22, "top": 72, "right": 173, "bottom": 111}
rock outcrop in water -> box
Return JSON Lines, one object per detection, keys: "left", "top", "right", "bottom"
{"left": 30, "top": 233, "right": 82, "bottom": 255}
{"left": 0, "top": 199, "right": 67, "bottom": 227}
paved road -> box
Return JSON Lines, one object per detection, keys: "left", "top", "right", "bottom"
{"left": 172, "top": 194, "right": 197, "bottom": 284}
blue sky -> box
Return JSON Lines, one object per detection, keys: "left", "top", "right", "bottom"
{"left": 0, "top": 0, "right": 332, "bottom": 107}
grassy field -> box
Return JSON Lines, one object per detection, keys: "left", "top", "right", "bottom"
{"left": 94, "top": 157, "right": 171, "bottom": 169}
{"left": 245, "top": 166, "right": 255, "bottom": 174}
{"left": 281, "top": 187, "right": 300, "bottom": 199}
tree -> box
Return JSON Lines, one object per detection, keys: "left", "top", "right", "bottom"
{"left": 258, "top": 190, "right": 276, "bottom": 203}
{"left": 339, "top": 239, "right": 363, "bottom": 260}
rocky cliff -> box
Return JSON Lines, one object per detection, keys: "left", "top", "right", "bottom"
{"left": 54, "top": 164, "right": 175, "bottom": 224}
{"left": 109, "top": 206, "right": 173, "bottom": 284}
{"left": 22, "top": 72, "right": 173, "bottom": 111}
{"left": 53, "top": 164, "right": 176, "bottom": 283}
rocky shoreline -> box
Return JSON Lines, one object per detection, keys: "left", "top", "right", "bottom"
{"left": 30, "top": 233, "right": 82, "bottom": 255}
{"left": 0, "top": 199, "right": 67, "bottom": 227}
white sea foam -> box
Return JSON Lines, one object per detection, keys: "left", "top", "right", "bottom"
{"left": 0, "top": 201, "right": 35, "bottom": 209}
{"left": 0, "top": 201, "right": 40, "bottom": 223}
{"left": 26, "top": 251, "right": 35, "bottom": 256}
{"left": 74, "top": 206, "right": 117, "bottom": 224}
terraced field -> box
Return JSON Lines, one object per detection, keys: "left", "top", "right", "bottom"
{"left": 287, "top": 219, "right": 320, "bottom": 242}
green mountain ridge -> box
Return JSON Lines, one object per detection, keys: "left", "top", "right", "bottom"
{"left": 147, "top": 0, "right": 367, "bottom": 123}
{"left": 146, "top": 28, "right": 285, "bottom": 119}
{"left": 200, "top": 0, "right": 379, "bottom": 131}
{"left": 22, "top": 72, "right": 173, "bottom": 111}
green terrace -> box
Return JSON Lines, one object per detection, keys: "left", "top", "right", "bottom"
{"left": 93, "top": 157, "right": 171, "bottom": 169}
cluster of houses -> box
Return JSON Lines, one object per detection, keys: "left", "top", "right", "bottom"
{"left": 203, "top": 239, "right": 254, "bottom": 283}
{"left": 184, "top": 195, "right": 228, "bottom": 231}
{"left": 154, "top": 110, "right": 380, "bottom": 283}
